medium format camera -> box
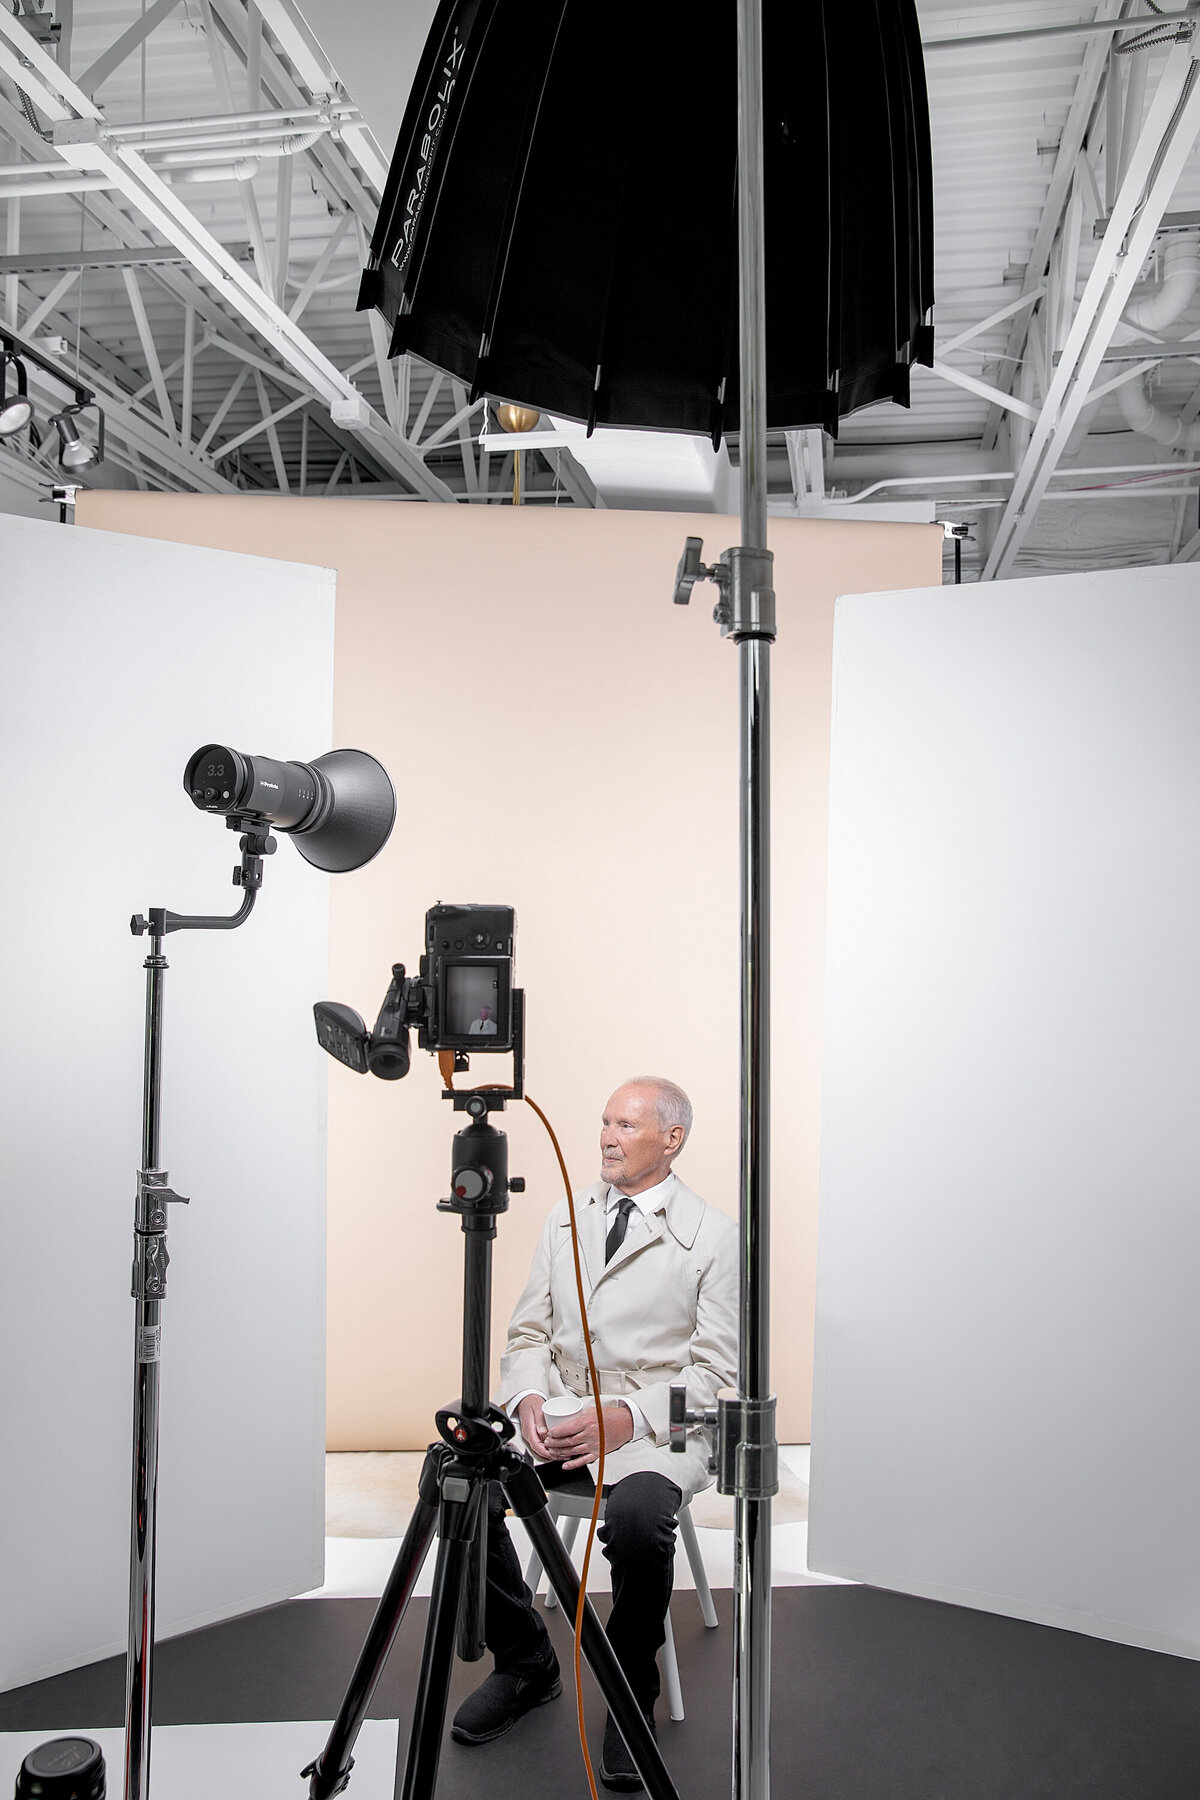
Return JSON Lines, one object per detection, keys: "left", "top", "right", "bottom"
{"left": 314, "top": 903, "right": 516, "bottom": 1081}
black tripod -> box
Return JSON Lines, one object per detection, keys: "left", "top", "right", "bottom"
{"left": 302, "top": 1069, "right": 680, "bottom": 1800}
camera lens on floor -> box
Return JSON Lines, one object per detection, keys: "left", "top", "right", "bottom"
{"left": 15, "top": 1738, "right": 105, "bottom": 1799}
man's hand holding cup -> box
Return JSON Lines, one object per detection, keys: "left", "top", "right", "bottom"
{"left": 524, "top": 1393, "right": 634, "bottom": 1471}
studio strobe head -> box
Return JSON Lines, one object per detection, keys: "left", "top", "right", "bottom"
{"left": 183, "top": 744, "right": 396, "bottom": 872}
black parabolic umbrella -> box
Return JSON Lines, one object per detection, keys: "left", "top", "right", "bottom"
{"left": 358, "top": 0, "right": 933, "bottom": 442}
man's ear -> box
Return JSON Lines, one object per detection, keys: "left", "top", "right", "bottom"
{"left": 666, "top": 1125, "right": 685, "bottom": 1157}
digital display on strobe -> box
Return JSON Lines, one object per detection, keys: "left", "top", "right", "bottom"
{"left": 445, "top": 964, "right": 500, "bottom": 1037}
{"left": 191, "top": 751, "right": 235, "bottom": 806}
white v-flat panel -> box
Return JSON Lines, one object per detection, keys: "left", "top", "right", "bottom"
{"left": 0, "top": 515, "right": 335, "bottom": 1689}
{"left": 811, "top": 564, "right": 1200, "bottom": 1658}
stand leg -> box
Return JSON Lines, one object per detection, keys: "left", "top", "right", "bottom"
{"left": 397, "top": 1473, "right": 485, "bottom": 1800}
{"left": 303, "top": 1451, "right": 442, "bottom": 1800}
{"left": 504, "top": 1464, "right": 679, "bottom": 1800}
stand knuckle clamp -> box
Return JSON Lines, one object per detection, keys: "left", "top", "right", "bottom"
{"left": 725, "top": 546, "right": 776, "bottom": 642}
{"left": 668, "top": 1383, "right": 720, "bottom": 1471}
{"left": 671, "top": 537, "right": 776, "bottom": 640}
{"left": 131, "top": 1171, "right": 189, "bottom": 1298}
{"left": 716, "top": 1392, "right": 779, "bottom": 1500}
{"left": 132, "top": 1235, "right": 170, "bottom": 1301}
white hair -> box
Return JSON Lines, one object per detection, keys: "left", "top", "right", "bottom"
{"left": 622, "top": 1076, "right": 693, "bottom": 1147}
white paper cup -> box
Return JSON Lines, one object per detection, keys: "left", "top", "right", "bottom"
{"left": 542, "top": 1395, "right": 585, "bottom": 1422}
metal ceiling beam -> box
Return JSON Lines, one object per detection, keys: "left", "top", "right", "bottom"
{"left": 0, "top": 106, "right": 290, "bottom": 485}
{"left": 196, "top": 365, "right": 249, "bottom": 453}
{"left": 0, "top": 245, "right": 188, "bottom": 272}
{"left": 253, "top": 366, "right": 289, "bottom": 489}
{"left": 3, "top": 261, "right": 242, "bottom": 489}
{"left": 287, "top": 207, "right": 354, "bottom": 321}
{"left": 985, "top": 36, "right": 1200, "bottom": 578}
{"left": 12, "top": 360, "right": 241, "bottom": 493}
{"left": 980, "top": 0, "right": 1128, "bottom": 455}
{"left": 180, "top": 303, "right": 195, "bottom": 446}
{"left": 20, "top": 267, "right": 78, "bottom": 337}
{"left": 122, "top": 264, "right": 176, "bottom": 437}
{"left": 924, "top": 12, "right": 1195, "bottom": 51}
{"left": 931, "top": 358, "right": 1040, "bottom": 421}
{"left": 203, "top": 0, "right": 376, "bottom": 227}
{"left": 0, "top": 11, "right": 454, "bottom": 501}
{"left": 214, "top": 387, "right": 308, "bottom": 458}
{"left": 249, "top": 0, "right": 390, "bottom": 194}
{"left": 4, "top": 253, "right": 284, "bottom": 492}
{"left": 198, "top": 0, "right": 273, "bottom": 292}
{"left": 76, "top": 0, "right": 184, "bottom": 100}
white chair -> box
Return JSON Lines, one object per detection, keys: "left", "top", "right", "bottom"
{"left": 522, "top": 1489, "right": 719, "bottom": 1721}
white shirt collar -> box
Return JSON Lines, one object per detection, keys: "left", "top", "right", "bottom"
{"left": 605, "top": 1170, "right": 676, "bottom": 1216}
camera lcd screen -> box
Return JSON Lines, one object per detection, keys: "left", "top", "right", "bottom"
{"left": 445, "top": 963, "right": 502, "bottom": 1038}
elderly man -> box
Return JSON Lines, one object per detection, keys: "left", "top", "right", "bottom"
{"left": 450, "top": 1076, "right": 738, "bottom": 1791}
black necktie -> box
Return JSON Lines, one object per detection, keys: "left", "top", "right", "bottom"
{"left": 605, "top": 1195, "right": 636, "bottom": 1263}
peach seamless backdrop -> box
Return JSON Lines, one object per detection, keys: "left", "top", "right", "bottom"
{"left": 78, "top": 493, "right": 941, "bottom": 1447}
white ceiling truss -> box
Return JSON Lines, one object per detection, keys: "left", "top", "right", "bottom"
{"left": 0, "top": 0, "right": 601, "bottom": 508}
{"left": 6, "top": 2, "right": 1200, "bottom": 576}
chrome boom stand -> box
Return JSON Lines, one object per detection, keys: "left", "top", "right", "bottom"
{"left": 124, "top": 818, "right": 277, "bottom": 1800}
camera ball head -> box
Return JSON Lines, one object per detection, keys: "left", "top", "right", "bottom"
{"left": 438, "top": 1097, "right": 525, "bottom": 1225}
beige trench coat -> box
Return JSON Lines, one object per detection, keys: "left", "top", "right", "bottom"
{"left": 496, "top": 1173, "right": 738, "bottom": 1504}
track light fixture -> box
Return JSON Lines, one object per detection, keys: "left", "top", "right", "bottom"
{"left": 0, "top": 330, "right": 106, "bottom": 473}
{"left": 50, "top": 401, "right": 105, "bottom": 470}
{"left": 0, "top": 352, "right": 33, "bottom": 438}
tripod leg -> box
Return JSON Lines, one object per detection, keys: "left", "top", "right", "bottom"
{"left": 456, "top": 1504, "right": 487, "bottom": 1663}
{"left": 396, "top": 1468, "right": 485, "bottom": 1800}
{"left": 302, "top": 1449, "right": 443, "bottom": 1800}
{"left": 502, "top": 1463, "right": 680, "bottom": 1800}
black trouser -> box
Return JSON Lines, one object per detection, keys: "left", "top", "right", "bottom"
{"left": 484, "top": 1461, "right": 683, "bottom": 1714}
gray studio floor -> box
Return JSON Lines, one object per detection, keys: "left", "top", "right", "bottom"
{"left": 1, "top": 1448, "right": 823, "bottom": 1800}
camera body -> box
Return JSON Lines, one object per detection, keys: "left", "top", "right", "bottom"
{"left": 421, "top": 903, "right": 515, "bottom": 1052}
{"left": 314, "top": 904, "right": 517, "bottom": 1081}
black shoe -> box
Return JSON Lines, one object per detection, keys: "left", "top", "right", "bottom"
{"left": 450, "top": 1657, "right": 562, "bottom": 1745}
{"left": 599, "top": 1710, "right": 656, "bottom": 1792}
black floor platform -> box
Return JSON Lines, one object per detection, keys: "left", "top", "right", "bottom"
{"left": 4, "top": 1586, "right": 1199, "bottom": 1800}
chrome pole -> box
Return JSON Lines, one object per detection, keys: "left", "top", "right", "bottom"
{"left": 124, "top": 916, "right": 188, "bottom": 1800}
{"left": 733, "top": 4, "right": 776, "bottom": 1800}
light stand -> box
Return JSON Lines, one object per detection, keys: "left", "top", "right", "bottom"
{"left": 302, "top": 1015, "right": 681, "bottom": 1800}
{"left": 123, "top": 817, "right": 277, "bottom": 1800}
{"left": 672, "top": 8, "right": 778, "bottom": 1799}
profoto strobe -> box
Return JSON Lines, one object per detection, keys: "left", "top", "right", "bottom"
{"left": 302, "top": 1007, "right": 680, "bottom": 1800}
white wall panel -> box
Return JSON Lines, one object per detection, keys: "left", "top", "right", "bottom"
{"left": 811, "top": 564, "right": 1200, "bottom": 1658}
{"left": 0, "top": 515, "right": 336, "bottom": 1689}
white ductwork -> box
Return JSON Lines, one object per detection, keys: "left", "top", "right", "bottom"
{"left": 1124, "top": 232, "right": 1200, "bottom": 330}
{"left": 151, "top": 129, "right": 327, "bottom": 184}
{"left": 1118, "top": 233, "right": 1200, "bottom": 447}
{"left": 1116, "top": 369, "right": 1200, "bottom": 447}
{"left": 150, "top": 129, "right": 327, "bottom": 167}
